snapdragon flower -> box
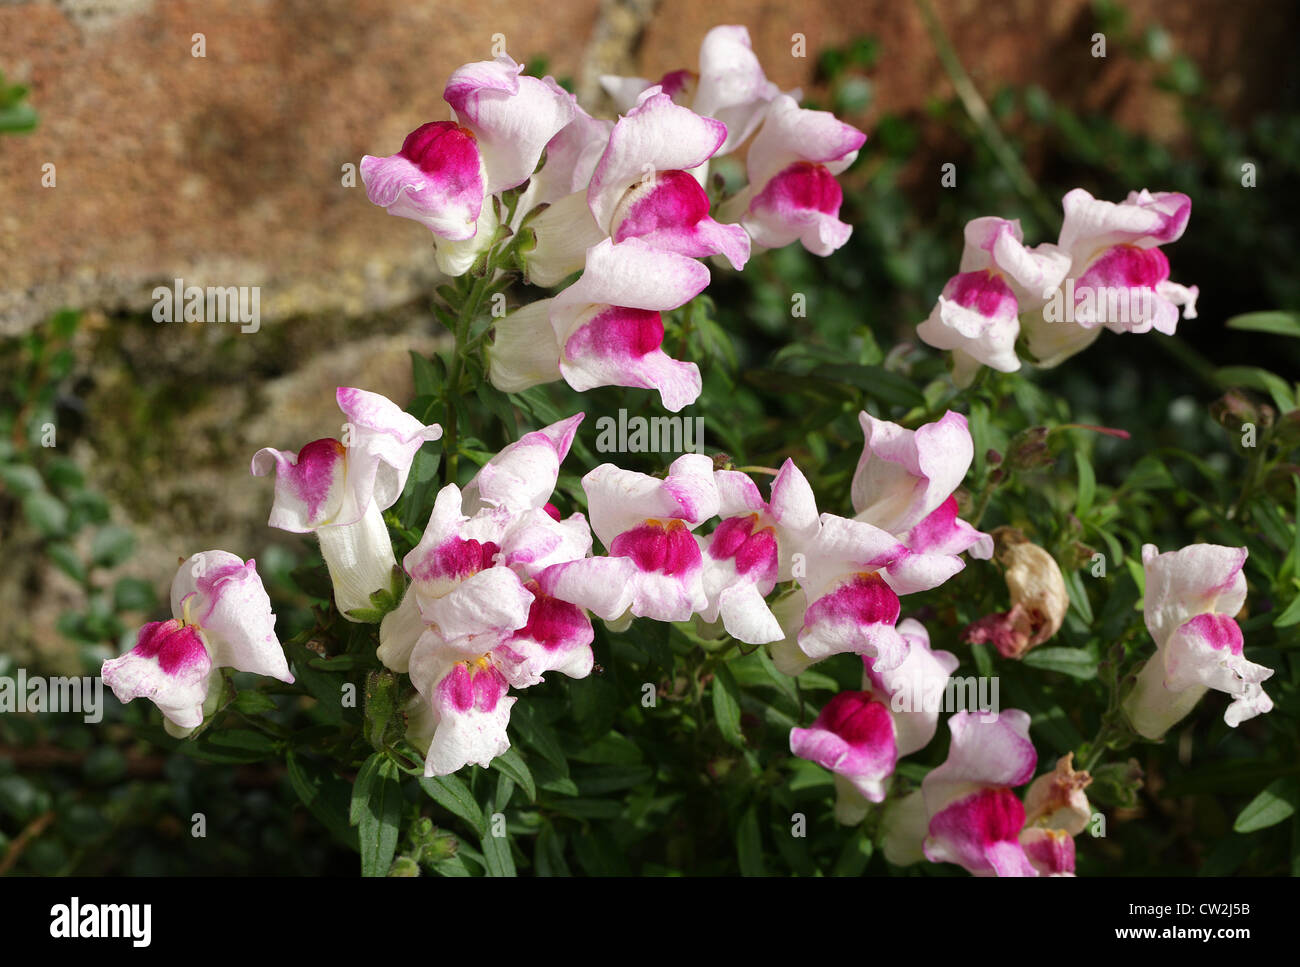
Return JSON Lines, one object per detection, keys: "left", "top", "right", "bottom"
{"left": 697, "top": 460, "right": 820, "bottom": 644}
{"left": 490, "top": 237, "right": 710, "bottom": 411}
{"left": 102, "top": 551, "right": 292, "bottom": 737}
{"left": 717, "top": 94, "right": 866, "bottom": 257}
{"left": 601, "top": 24, "right": 780, "bottom": 156}
{"left": 791, "top": 619, "right": 957, "bottom": 823}
{"left": 524, "top": 87, "right": 749, "bottom": 286}
{"left": 851, "top": 409, "right": 993, "bottom": 590}
{"left": 386, "top": 416, "right": 635, "bottom": 776}
{"left": 582, "top": 453, "right": 720, "bottom": 623}
{"left": 361, "top": 55, "right": 576, "bottom": 275}
{"left": 882, "top": 709, "right": 1039, "bottom": 876}
{"left": 1021, "top": 188, "right": 1198, "bottom": 367}
{"left": 1122, "top": 543, "right": 1273, "bottom": 739}
{"left": 881, "top": 710, "right": 1093, "bottom": 877}
{"left": 251, "top": 388, "right": 442, "bottom": 620}
{"left": 916, "top": 217, "right": 1070, "bottom": 386}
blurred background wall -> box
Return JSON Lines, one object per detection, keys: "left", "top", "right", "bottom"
{"left": 2, "top": 0, "right": 1293, "bottom": 334}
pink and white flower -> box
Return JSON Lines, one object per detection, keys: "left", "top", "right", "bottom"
{"left": 526, "top": 86, "right": 749, "bottom": 284}
{"left": 791, "top": 619, "right": 957, "bottom": 822}
{"left": 406, "top": 649, "right": 517, "bottom": 776}
{"left": 883, "top": 709, "right": 1040, "bottom": 877}
{"left": 717, "top": 94, "right": 865, "bottom": 257}
{"left": 489, "top": 237, "right": 710, "bottom": 411}
{"left": 600, "top": 25, "right": 780, "bottom": 156}
{"left": 698, "top": 460, "right": 820, "bottom": 643}
{"left": 851, "top": 409, "right": 993, "bottom": 589}
{"left": 917, "top": 217, "right": 1071, "bottom": 385}
{"left": 377, "top": 483, "right": 530, "bottom": 674}
{"left": 251, "top": 388, "right": 442, "bottom": 620}
{"left": 102, "top": 551, "right": 292, "bottom": 737}
{"left": 771, "top": 518, "right": 907, "bottom": 676}
{"left": 361, "top": 55, "right": 576, "bottom": 275}
{"left": 1122, "top": 543, "right": 1273, "bottom": 739}
{"left": 581, "top": 453, "right": 720, "bottom": 623}
{"left": 460, "top": 413, "right": 585, "bottom": 516}
{"left": 1022, "top": 189, "right": 1198, "bottom": 366}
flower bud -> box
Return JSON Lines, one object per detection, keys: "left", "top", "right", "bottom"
{"left": 1209, "top": 389, "right": 1259, "bottom": 429}
{"left": 1005, "top": 426, "right": 1053, "bottom": 471}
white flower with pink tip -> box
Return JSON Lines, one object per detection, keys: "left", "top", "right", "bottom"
{"left": 102, "top": 551, "right": 292, "bottom": 737}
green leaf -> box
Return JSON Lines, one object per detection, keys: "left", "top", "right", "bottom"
{"left": 573, "top": 765, "right": 653, "bottom": 796}
{"left": 1234, "top": 777, "right": 1300, "bottom": 834}
{"left": 1225, "top": 311, "right": 1300, "bottom": 338}
{"left": 1075, "top": 449, "right": 1096, "bottom": 518}
{"left": 113, "top": 577, "right": 157, "bottom": 612}
{"left": 509, "top": 703, "right": 569, "bottom": 777}
{"left": 535, "top": 822, "right": 570, "bottom": 877}
{"left": 22, "top": 491, "right": 67, "bottom": 536}
{"left": 410, "top": 351, "right": 443, "bottom": 396}
{"left": 737, "top": 807, "right": 765, "bottom": 876}
{"left": 1062, "top": 569, "right": 1094, "bottom": 625}
{"left": 756, "top": 643, "right": 800, "bottom": 708}
{"left": 358, "top": 757, "right": 403, "bottom": 877}
{"left": 206, "top": 729, "right": 278, "bottom": 754}
{"left": 490, "top": 746, "right": 536, "bottom": 802}
{"left": 1124, "top": 454, "right": 1175, "bottom": 491}
{"left": 344, "top": 606, "right": 386, "bottom": 623}
{"left": 831, "top": 828, "right": 874, "bottom": 876}
{"left": 812, "top": 363, "right": 925, "bottom": 409}
{"left": 90, "top": 525, "right": 135, "bottom": 567}
{"left": 349, "top": 752, "right": 385, "bottom": 826}
{"left": 1215, "top": 366, "right": 1296, "bottom": 413}
{"left": 711, "top": 663, "right": 745, "bottom": 749}
{"left": 1021, "top": 647, "right": 1098, "bottom": 679}
{"left": 230, "top": 691, "right": 278, "bottom": 716}
{"left": 0, "top": 102, "right": 37, "bottom": 134}
{"left": 284, "top": 751, "right": 359, "bottom": 850}
{"left": 1274, "top": 593, "right": 1300, "bottom": 628}
{"left": 481, "top": 826, "right": 517, "bottom": 877}
{"left": 47, "top": 542, "right": 86, "bottom": 583}
{"left": 0, "top": 464, "right": 43, "bottom": 496}
{"left": 420, "top": 774, "right": 487, "bottom": 836}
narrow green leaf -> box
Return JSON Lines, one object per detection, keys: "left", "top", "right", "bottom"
{"left": 737, "top": 807, "right": 765, "bottom": 876}
{"left": 1021, "top": 647, "right": 1098, "bottom": 679}
{"left": 711, "top": 663, "right": 745, "bottom": 749}
{"left": 1075, "top": 449, "right": 1096, "bottom": 518}
{"left": 1234, "top": 777, "right": 1300, "bottom": 834}
{"left": 481, "top": 826, "right": 517, "bottom": 877}
{"left": 420, "top": 774, "right": 487, "bottom": 836}
{"left": 490, "top": 746, "right": 536, "bottom": 802}
{"left": 359, "top": 757, "right": 402, "bottom": 877}
{"left": 349, "top": 752, "right": 384, "bottom": 826}
{"left": 1225, "top": 311, "right": 1300, "bottom": 338}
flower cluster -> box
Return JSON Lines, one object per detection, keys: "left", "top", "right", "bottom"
{"left": 360, "top": 26, "right": 865, "bottom": 412}
{"left": 919, "top": 189, "right": 1199, "bottom": 384}
{"left": 94, "top": 26, "right": 1280, "bottom": 879}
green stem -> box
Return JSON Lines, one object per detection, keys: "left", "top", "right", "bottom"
{"left": 914, "top": 0, "right": 1057, "bottom": 228}
{"left": 442, "top": 268, "right": 495, "bottom": 486}
{"left": 969, "top": 472, "right": 1001, "bottom": 529}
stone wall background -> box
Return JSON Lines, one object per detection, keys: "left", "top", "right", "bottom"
{"left": 1, "top": 0, "right": 1295, "bottom": 665}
